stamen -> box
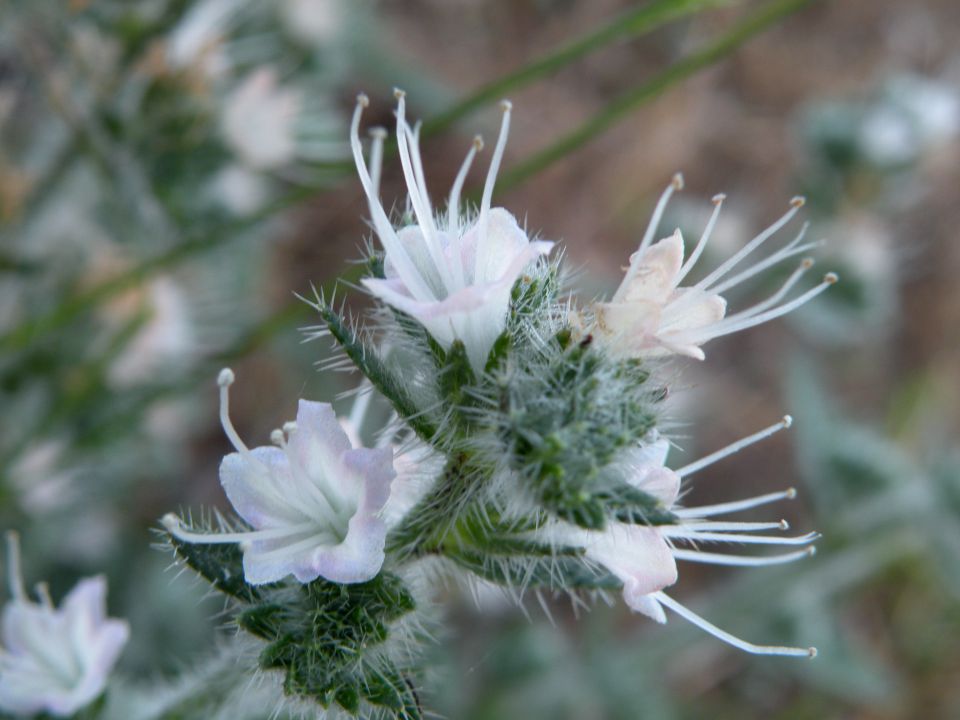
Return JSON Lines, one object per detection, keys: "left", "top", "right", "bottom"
{"left": 218, "top": 368, "right": 250, "bottom": 454}
{"left": 35, "top": 582, "right": 53, "bottom": 609}
{"left": 368, "top": 127, "right": 388, "bottom": 198}
{"left": 477, "top": 100, "right": 512, "bottom": 260}
{"left": 695, "top": 197, "right": 806, "bottom": 292}
{"left": 693, "top": 273, "right": 837, "bottom": 342}
{"left": 5, "top": 531, "right": 26, "bottom": 602}
{"left": 349, "top": 94, "right": 434, "bottom": 301}
{"left": 674, "top": 488, "right": 797, "bottom": 518}
{"left": 654, "top": 592, "right": 816, "bottom": 657}
{"left": 282, "top": 421, "right": 297, "bottom": 435}
{"left": 162, "top": 514, "right": 319, "bottom": 545}
{"left": 667, "top": 530, "right": 819, "bottom": 546}
{"left": 708, "top": 224, "right": 820, "bottom": 295}
{"left": 710, "top": 258, "right": 815, "bottom": 328}
{"left": 671, "top": 520, "right": 787, "bottom": 532}
{"left": 675, "top": 416, "right": 792, "bottom": 478}
{"left": 270, "top": 429, "right": 285, "bottom": 447}
{"left": 394, "top": 90, "right": 454, "bottom": 291}
{"left": 638, "top": 173, "right": 683, "bottom": 253}
{"left": 674, "top": 192, "right": 724, "bottom": 285}
{"left": 672, "top": 546, "right": 815, "bottom": 566}
{"left": 612, "top": 174, "right": 684, "bottom": 300}
{"left": 447, "top": 134, "right": 483, "bottom": 237}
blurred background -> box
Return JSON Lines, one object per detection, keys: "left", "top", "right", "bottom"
{"left": 1, "top": 0, "right": 959, "bottom": 718}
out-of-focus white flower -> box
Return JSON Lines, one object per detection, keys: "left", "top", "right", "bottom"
{"left": 166, "top": 0, "right": 240, "bottom": 77}
{"left": 544, "top": 419, "right": 819, "bottom": 657}
{"left": 222, "top": 69, "right": 301, "bottom": 171}
{"left": 0, "top": 533, "right": 129, "bottom": 717}
{"left": 164, "top": 368, "right": 396, "bottom": 585}
{"left": 8, "top": 440, "right": 78, "bottom": 515}
{"left": 210, "top": 164, "right": 270, "bottom": 215}
{"left": 594, "top": 176, "right": 836, "bottom": 360}
{"left": 108, "top": 276, "right": 195, "bottom": 388}
{"left": 281, "top": 0, "right": 343, "bottom": 45}
{"left": 351, "top": 91, "right": 554, "bottom": 371}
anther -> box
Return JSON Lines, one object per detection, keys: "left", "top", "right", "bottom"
{"left": 785, "top": 487, "right": 797, "bottom": 499}
{"left": 801, "top": 257, "right": 815, "bottom": 269}
{"left": 473, "top": 135, "right": 484, "bottom": 151}
{"left": 282, "top": 421, "right": 298, "bottom": 435}
{"left": 369, "top": 126, "right": 387, "bottom": 139}
{"left": 790, "top": 196, "right": 806, "bottom": 208}
{"left": 161, "top": 513, "right": 181, "bottom": 533}
{"left": 671, "top": 173, "right": 684, "bottom": 190}
{"left": 779, "top": 519, "right": 790, "bottom": 530}
{"left": 356, "top": 93, "right": 369, "bottom": 107}
{"left": 805, "top": 546, "right": 816, "bottom": 557}
{"left": 393, "top": 87, "right": 406, "bottom": 99}
{"left": 270, "top": 429, "right": 285, "bottom": 446}
{"left": 808, "top": 647, "right": 818, "bottom": 658}
{"left": 782, "top": 415, "right": 793, "bottom": 429}
{"left": 824, "top": 272, "right": 839, "bottom": 284}
{"left": 500, "top": 99, "right": 512, "bottom": 111}
{"left": 712, "top": 193, "right": 726, "bottom": 204}
{"left": 218, "top": 368, "right": 235, "bottom": 387}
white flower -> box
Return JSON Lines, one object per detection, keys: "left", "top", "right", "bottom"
{"left": 545, "top": 419, "right": 819, "bottom": 657}
{"left": 0, "top": 533, "right": 129, "bottom": 717}
{"left": 222, "top": 69, "right": 301, "bottom": 170}
{"left": 281, "top": 0, "right": 343, "bottom": 45}
{"left": 164, "top": 368, "right": 395, "bottom": 585}
{"left": 350, "top": 91, "right": 554, "bottom": 371}
{"left": 166, "top": 0, "right": 239, "bottom": 77}
{"left": 595, "top": 175, "right": 837, "bottom": 360}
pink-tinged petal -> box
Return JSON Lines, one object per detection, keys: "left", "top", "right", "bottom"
{"left": 660, "top": 289, "right": 727, "bottom": 333}
{"left": 632, "top": 467, "right": 681, "bottom": 507}
{"left": 220, "top": 447, "right": 304, "bottom": 529}
{"left": 384, "top": 225, "right": 443, "bottom": 294}
{"left": 623, "top": 590, "right": 667, "bottom": 624}
{"left": 467, "top": 208, "right": 530, "bottom": 283}
{"left": 597, "top": 300, "right": 662, "bottom": 341}
{"left": 584, "top": 524, "right": 678, "bottom": 598}
{"left": 289, "top": 401, "right": 353, "bottom": 495}
{"left": 303, "top": 446, "right": 394, "bottom": 584}
{"left": 620, "top": 232, "right": 685, "bottom": 303}
{"left": 52, "top": 618, "right": 129, "bottom": 716}
{"left": 628, "top": 438, "right": 671, "bottom": 470}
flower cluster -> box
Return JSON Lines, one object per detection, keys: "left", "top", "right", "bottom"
{"left": 162, "top": 92, "right": 836, "bottom": 717}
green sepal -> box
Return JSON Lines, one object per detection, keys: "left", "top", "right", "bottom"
{"left": 484, "top": 331, "right": 511, "bottom": 374}
{"left": 313, "top": 298, "right": 436, "bottom": 441}
{"left": 439, "top": 340, "right": 476, "bottom": 410}
{"left": 449, "top": 549, "right": 621, "bottom": 591}
{"left": 237, "top": 572, "right": 418, "bottom": 717}
{"left": 600, "top": 483, "right": 676, "bottom": 525}
{"left": 167, "top": 534, "right": 263, "bottom": 604}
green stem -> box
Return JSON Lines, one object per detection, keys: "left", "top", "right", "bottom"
{"left": 420, "top": 0, "right": 733, "bottom": 135}
{"left": 497, "top": 0, "right": 816, "bottom": 191}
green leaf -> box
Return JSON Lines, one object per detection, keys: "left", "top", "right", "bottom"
{"left": 311, "top": 296, "right": 437, "bottom": 442}
{"left": 420, "top": 0, "right": 733, "bottom": 135}
{"left": 167, "top": 533, "right": 263, "bottom": 604}
{"left": 498, "top": 0, "right": 817, "bottom": 191}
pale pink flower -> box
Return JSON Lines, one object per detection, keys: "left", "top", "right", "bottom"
{"left": 0, "top": 533, "right": 129, "bottom": 717}
{"left": 351, "top": 91, "right": 554, "bottom": 371}
{"left": 546, "top": 420, "right": 818, "bottom": 657}
{"left": 596, "top": 175, "right": 836, "bottom": 360}
{"left": 164, "top": 368, "right": 395, "bottom": 585}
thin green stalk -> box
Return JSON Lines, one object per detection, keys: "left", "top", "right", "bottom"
{"left": 421, "top": 0, "right": 733, "bottom": 135}
{"left": 497, "top": 0, "right": 816, "bottom": 191}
